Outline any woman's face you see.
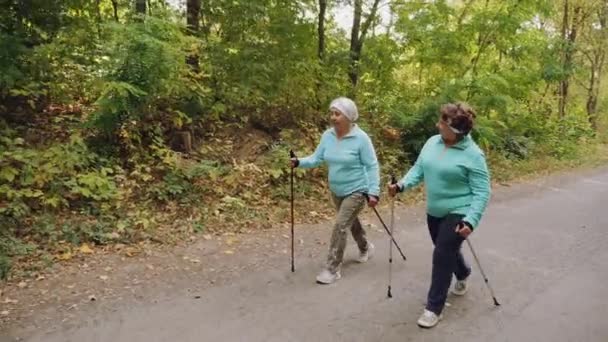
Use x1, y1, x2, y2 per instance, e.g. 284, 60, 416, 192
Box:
330, 109, 350, 131
436, 113, 457, 143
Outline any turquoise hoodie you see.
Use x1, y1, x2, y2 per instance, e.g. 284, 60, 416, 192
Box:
398, 134, 491, 228
298, 125, 380, 197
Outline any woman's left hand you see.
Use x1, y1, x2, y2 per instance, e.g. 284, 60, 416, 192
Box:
368, 195, 379, 208
455, 223, 472, 238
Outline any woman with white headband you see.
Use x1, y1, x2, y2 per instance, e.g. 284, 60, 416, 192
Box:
388, 102, 491, 328
290, 97, 380, 285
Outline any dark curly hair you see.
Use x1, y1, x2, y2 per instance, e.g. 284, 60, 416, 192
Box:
440, 102, 476, 135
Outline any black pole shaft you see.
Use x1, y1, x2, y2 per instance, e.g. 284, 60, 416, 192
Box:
388, 175, 397, 298
290, 150, 296, 272
372, 207, 406, 260
291, 166, 294, 272
466, 239, 500, 306
388, 197, 394, 298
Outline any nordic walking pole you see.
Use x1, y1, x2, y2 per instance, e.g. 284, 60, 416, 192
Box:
371, 206, 406, 261
465, 238, 500, 306
387, 175, 397, 298
289, 150, 296, 272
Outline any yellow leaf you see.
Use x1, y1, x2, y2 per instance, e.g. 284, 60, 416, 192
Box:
125, 247, 138, 257
79, 244, 94, 254
57, 251, 73, 261
223, 250, 234, 255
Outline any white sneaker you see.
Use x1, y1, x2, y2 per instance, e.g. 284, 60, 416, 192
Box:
356, 243, 374, 263
316, 269, 341, 284
417, 309, 442, 328
451, 278, 468, 296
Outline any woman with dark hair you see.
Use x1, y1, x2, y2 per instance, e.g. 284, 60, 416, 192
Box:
389, 102, 491, 328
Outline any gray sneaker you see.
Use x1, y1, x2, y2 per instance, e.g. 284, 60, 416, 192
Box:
451, 278, 468, 296
417, 309, 442, 328
316, 269, 341, 284
356, 243, 374, 263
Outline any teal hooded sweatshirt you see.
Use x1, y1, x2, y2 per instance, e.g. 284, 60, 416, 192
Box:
298, 125, 380, 198
398, 134, 491, 228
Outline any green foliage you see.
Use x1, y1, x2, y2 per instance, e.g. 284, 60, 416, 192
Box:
90, 18, 204, 144
0, 127, 120, 219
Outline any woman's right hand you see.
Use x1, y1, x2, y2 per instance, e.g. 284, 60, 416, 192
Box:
290, 158, 299, 168
388, 183, 400, 197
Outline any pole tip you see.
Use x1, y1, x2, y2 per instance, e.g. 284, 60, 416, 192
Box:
493, 298, 500, 306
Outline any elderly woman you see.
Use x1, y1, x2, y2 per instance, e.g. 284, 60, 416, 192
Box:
291, 97, 380, 285
389, 102, 491, 328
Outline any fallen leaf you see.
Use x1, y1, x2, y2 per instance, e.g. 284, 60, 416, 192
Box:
2, 298, 17, 304
99, 275, 109, 281
79, 243, 94, 254
1, 311, 8, 316
107, 232, 120, 240
282, 234, 289, 239
190, 259, 201, 264
57, 251, 73, 261
125, 247, 138, 257
104, 267, 112, 272
146, 265, 155, 270
17, 282, 27, 289
36, 275, 45, 281
223, 250, 234, 255
202, 234, 212, 240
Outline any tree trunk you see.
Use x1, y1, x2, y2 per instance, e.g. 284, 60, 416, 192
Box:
171, 130, 193, 154
558, 0, 569, 118
318, 0, 327, 60
348, 0, 363, 88
187, 0, 201, 72
111, 0, 119, 22
559, 1, 582, 118
586, 1, 607, 128
95, 0, 102, 38
135, 0, 146, 15
348, 0, 381, 89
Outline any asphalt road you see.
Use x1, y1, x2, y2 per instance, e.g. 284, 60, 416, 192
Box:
6, 167, 608, 342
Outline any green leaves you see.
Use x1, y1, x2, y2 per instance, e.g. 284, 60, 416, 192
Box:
0, 167, 19, 182
0, 132, 120, 217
